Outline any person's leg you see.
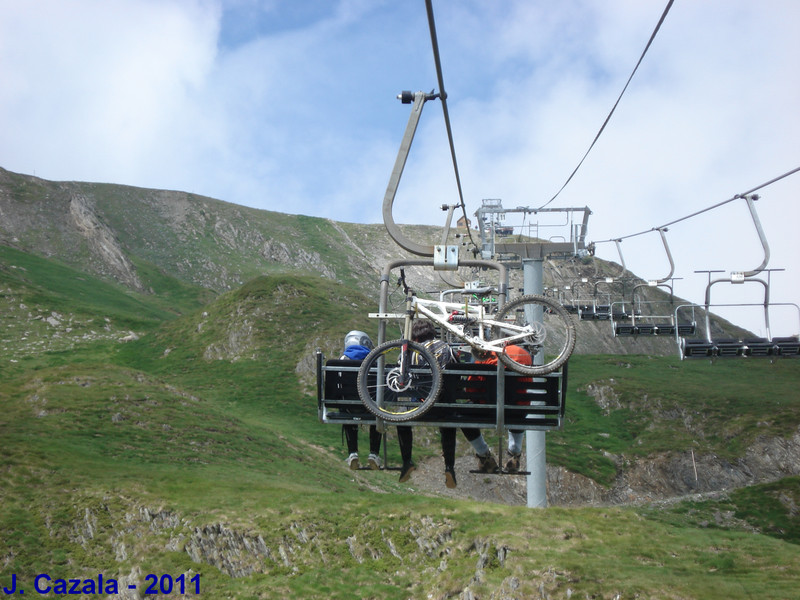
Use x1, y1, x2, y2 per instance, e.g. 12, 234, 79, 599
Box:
461, 428, 498, 473
508, 430, 524, 455
440, 427, 456, 469
506, 429, 524, 472
367, 425, 382, 469
397, 426, 415, 482
461, 428, 488, 454
343, 424, 359, 469
440, 427, 457, 488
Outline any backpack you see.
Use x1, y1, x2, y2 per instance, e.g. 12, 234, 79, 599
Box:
421, 338, 454, 369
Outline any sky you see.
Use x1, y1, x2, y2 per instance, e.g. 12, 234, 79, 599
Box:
1, 0, 799, 338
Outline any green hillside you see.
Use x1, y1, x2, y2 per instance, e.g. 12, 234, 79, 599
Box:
550, 355, 800, 485
0, 167, 385, 295
1, 247, 799, 598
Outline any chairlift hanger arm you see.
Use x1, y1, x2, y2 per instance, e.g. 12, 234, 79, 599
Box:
690, 195, 769, 279
655, 228, 675, 283
740, 194, 770, 277
381, 90, 439, 257
611, 228, 674, 289
613, 240, 628, 278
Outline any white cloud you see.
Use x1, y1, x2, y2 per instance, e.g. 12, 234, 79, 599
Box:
1, 0, 798, 335
0, 0, 220, 185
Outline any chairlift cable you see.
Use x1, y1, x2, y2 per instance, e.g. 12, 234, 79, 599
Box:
425, 0, 480, 253
538, 0, 675, 211
738, 164, 800, 197
591, 165, 800, 245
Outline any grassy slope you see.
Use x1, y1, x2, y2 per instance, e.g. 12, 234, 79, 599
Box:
88, 182, 372, 291
1, 247, 799, 599
550, 355, 800, 485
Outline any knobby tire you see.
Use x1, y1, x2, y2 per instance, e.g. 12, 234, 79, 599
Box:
493, 294, 576, 376
357, 339, 442, 423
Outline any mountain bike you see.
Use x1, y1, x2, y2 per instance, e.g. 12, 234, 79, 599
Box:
357, 277, 576, 422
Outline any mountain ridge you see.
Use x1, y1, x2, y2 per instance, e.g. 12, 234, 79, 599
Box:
3, 165, 749, 358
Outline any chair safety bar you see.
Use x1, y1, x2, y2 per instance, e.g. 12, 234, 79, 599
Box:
316, 353, 567, 431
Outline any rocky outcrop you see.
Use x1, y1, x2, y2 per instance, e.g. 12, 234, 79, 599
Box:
60, 498, 532, 598
69, 193, 143, 291
548, 427, 800, 506
185, 523, 275, 577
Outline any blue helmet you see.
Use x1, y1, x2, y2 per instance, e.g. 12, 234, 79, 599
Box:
344, 330, 373, 349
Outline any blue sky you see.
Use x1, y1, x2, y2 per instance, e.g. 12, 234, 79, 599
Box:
1, 0, 799, 337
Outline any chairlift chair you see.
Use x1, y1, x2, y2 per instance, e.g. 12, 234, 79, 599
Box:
678, 194, 800, 359
677, 275, 800, 360
610, 229, 695, 337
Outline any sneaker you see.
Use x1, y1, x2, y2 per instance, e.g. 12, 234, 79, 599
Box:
346, 453, 360, 470
476, 452, 499, 473
399, 461, 416, 482
444, 468, 457, 489
505, 453, 522, 473
368, 453, 382, 470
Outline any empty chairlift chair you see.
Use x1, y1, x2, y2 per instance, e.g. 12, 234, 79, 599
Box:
678, 273, 800, 360
609, 231, 695, 338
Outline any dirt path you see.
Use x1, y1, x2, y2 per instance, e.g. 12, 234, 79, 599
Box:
403, 454, 528, 506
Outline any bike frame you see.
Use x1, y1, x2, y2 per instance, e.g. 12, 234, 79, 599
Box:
410, 294, 537, 354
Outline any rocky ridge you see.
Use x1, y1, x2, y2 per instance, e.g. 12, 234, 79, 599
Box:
62, 494, 534, 600
2, 166, 743, 359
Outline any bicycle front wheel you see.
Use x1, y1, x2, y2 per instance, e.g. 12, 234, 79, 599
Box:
357, 339, 442, 423
493, 294, 576, 376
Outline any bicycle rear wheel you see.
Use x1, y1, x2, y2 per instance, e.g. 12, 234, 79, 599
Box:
357, 339, 442, 422
493, 294, 576, 375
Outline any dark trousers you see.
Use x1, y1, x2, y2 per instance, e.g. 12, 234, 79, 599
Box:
343, 424, 382, 455
397, 426, 413, 465
440, 427, 482, 470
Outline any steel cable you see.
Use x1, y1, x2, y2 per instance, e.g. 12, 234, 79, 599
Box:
425, 0, 479, 253
591, 165, 800, 245
538, 0, 675, 210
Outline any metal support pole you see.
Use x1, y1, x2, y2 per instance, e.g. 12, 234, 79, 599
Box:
523, 257, 547, 508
